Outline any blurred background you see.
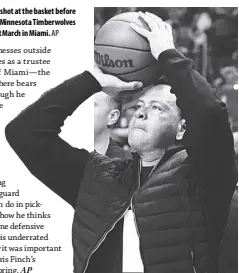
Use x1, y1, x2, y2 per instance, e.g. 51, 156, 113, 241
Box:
95, 7, 238, 152
95, 7, 238, 273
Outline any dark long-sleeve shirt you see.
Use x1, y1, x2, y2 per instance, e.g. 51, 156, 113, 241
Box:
5, 49, 237, 213
5, 72, 101, 207
159, 50, 237, 238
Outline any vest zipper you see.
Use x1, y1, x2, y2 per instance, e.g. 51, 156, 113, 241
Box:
191, 250, 197, 273
131, 158, 141, 234
82, 165, 140, 273
148, 151, 165, 179
131, 159, 142, 260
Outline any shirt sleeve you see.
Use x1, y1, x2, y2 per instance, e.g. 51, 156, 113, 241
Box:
158, 49, 237, 219
5, 71, 102, 207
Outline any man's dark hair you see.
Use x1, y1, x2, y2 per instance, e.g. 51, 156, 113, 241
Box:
153, 75, 171, 87
152, 76, 187, 144
109, 96, 122, 112
153, 76, 185, 120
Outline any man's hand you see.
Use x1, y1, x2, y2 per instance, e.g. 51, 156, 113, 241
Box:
130, 11, 175, 60
90, 66, 143, 96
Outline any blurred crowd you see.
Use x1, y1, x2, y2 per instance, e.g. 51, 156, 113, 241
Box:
95, 7, 238, 153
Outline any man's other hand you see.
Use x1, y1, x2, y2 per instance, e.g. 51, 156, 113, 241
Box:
130, 11, 175, 60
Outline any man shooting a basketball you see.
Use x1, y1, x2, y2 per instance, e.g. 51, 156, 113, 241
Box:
6, 11, 236, 273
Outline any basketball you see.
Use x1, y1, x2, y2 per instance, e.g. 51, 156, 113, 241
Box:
94, 12, 162, 86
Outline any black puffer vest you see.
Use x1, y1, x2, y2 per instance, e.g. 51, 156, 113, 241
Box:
72, 149, 217, 273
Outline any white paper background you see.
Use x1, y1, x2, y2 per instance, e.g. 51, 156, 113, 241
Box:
0, 1, 93, 272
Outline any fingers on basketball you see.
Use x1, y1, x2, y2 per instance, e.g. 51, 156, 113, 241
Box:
130, 23, 149, 37
138, 11, 158, 31
145, 12, 163, 28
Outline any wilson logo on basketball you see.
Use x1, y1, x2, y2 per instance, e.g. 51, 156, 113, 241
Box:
94, 51, 134, 68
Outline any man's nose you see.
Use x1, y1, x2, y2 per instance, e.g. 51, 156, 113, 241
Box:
135, 108, 147, 119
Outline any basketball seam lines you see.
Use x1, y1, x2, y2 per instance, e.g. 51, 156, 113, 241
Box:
106, 19, 150, 32
94, 44, 150, 52
108, 19, 142, 25
104, 63, 160, 76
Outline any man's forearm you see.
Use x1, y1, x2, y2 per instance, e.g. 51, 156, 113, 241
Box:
158, 49, 235, 194
158, 49, 225, 120
157, 49, 231, 149
5, 71, 102, 206
5, 71, 101, 152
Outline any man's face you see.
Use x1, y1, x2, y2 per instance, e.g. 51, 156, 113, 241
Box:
94, 92, 120, 138
128, 85, 181, 152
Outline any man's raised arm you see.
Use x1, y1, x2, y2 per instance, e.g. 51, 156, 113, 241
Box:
131, 12, 236, 194
5, 68, 142, 207
5, 71, 101, 207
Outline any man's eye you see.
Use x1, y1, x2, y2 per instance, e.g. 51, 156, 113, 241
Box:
152, 105, 161, 111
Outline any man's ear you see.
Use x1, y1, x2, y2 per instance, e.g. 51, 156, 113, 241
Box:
176, 119, 186, 141
107, 109, 120, 127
